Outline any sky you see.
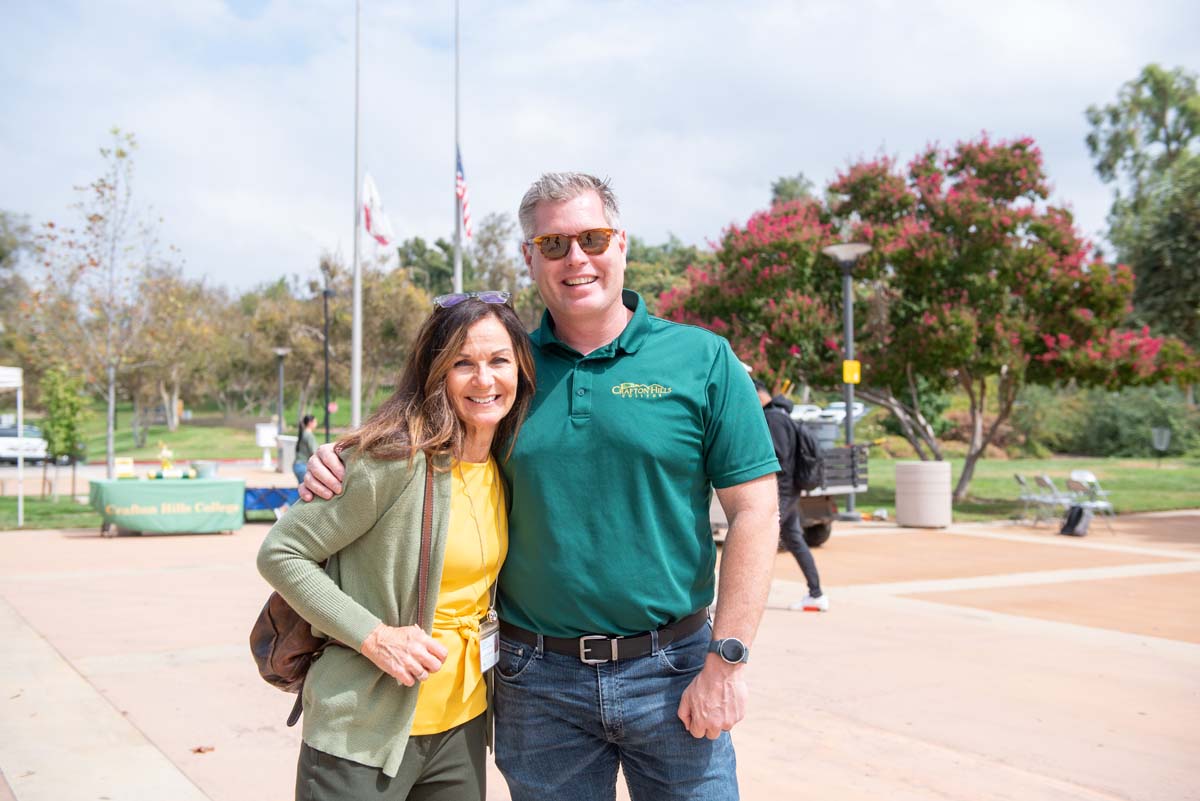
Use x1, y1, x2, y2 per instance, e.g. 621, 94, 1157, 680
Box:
2, 0, 1198, 292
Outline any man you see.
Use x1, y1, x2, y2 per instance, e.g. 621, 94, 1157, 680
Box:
301, 172, 779, 800
754, 380, 828, 612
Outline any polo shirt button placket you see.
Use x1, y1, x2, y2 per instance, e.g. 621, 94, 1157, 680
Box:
570, 368, 593, 419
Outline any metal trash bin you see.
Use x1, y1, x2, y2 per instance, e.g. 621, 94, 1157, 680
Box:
805, 420, 841, 451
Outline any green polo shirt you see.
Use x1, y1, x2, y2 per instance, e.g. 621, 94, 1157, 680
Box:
497, 290, 778, 638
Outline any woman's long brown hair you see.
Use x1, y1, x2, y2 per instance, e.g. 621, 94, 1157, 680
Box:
335, 300, 536, 464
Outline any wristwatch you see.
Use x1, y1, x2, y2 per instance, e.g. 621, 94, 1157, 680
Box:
707, 637, 750, 664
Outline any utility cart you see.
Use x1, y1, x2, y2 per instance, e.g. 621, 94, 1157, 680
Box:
711, 426, 869, 548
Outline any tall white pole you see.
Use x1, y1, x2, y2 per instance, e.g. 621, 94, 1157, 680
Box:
350, 0, 363, 427
16, 381, 23, 528
452, 0, 463, 293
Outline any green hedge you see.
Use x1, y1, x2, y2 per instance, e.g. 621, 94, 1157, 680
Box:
1011, 384, 1198, 457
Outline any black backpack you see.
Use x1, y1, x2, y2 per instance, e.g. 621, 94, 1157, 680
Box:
791, 418, 825, 493
1059, 504, 1092, 536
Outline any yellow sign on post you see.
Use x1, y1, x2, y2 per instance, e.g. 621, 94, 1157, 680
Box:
842, 360, 861, 385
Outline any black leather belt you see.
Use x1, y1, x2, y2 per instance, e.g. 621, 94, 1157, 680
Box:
499, 609, 709, 665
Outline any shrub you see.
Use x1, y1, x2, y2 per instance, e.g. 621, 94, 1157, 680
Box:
1013, 384, 1198, 456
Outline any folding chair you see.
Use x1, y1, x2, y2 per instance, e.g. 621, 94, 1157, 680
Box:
1033, 474, 1076, 526
1066, 478, 1115, 532
1069, 469, 1112, 499
1013, 473, 1041, 523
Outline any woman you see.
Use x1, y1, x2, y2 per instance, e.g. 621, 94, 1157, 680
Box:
257, 292, 535, 800
293, 414, 318, 485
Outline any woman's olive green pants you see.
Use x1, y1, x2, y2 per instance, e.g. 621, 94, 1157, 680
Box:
296, 714, 486, 801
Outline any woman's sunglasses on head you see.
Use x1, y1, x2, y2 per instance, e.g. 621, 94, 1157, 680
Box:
432, 290, 512, 309
525, 228, 616, 260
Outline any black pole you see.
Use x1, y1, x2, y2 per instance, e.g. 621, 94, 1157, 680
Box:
842, 259, 856, 515
323, 287, 332, 443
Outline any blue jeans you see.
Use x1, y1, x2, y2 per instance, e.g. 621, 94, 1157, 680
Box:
292, 461, 307, 486
493, 620, 738, 801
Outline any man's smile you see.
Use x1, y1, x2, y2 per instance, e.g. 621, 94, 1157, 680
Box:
564, 276, 597, 286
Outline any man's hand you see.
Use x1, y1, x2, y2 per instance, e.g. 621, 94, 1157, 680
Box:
298, 443, 345, 501
677, 658, 749, 739
360, 623, 449, 686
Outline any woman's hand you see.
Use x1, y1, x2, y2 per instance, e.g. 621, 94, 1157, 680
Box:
298, 443, 345, 501
361, 624, 448, 686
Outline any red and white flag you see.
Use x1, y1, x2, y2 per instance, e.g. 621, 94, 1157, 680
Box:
362, 173, 395, 247
455, 148, 473, 241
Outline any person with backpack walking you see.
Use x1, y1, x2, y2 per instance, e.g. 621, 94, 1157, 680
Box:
754, 381, 828, 612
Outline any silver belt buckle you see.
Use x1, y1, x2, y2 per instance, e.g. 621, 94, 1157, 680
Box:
579, 634, 618, 664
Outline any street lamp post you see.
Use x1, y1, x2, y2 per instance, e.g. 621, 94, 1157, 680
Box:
272, 347, 291, 472
323, 283, 333, 444
821, 243, 872, 518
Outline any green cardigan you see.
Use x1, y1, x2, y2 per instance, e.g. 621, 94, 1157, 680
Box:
257, 449, 454, 777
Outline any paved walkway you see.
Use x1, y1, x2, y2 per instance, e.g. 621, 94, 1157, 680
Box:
1, 511, 1197, 800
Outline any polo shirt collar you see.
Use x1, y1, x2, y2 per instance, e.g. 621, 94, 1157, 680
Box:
532, 289, 651, 358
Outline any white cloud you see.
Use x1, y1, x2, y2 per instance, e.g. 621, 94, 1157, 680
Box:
1, 0, 1197, 290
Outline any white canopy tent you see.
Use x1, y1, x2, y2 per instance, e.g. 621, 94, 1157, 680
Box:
0, 366, 23, 527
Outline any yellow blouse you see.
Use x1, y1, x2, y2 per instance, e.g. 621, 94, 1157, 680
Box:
410, 457, 507, 735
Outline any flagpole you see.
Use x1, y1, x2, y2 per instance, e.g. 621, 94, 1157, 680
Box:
452, 0, 463, 293
351, 0, 363, 428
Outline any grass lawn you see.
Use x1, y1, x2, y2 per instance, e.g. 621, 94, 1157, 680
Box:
64, 398, 372, 463
857, 456, 1200, 521
80, 420, 264, 462
0, 496, 102, 530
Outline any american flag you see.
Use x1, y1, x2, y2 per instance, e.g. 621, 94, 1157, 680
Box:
455, 147, 473, 241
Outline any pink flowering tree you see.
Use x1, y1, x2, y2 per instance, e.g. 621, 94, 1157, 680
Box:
662, 134, 1194, 501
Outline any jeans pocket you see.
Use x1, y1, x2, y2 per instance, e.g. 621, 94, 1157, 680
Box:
656, 637, 708, 675
495, 639, 536, 681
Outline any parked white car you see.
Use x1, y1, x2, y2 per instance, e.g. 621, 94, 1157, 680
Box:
788, 404, 824, 422
818, 401, 867, 424
0, 425, 49, 463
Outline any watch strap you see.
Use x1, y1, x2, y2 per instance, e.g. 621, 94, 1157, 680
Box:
708, 637, 749, 664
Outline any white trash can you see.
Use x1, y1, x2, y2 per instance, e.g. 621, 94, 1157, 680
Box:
894, 461, 952, 528
276, 434, 298, 476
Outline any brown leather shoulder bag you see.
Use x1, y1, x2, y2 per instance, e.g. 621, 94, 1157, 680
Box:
250, 461, 435, 726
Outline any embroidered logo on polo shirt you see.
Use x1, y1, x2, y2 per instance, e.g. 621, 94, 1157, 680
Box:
611, 382, 673, 399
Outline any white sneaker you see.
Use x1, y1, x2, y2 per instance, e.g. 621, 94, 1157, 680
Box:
789, 593, 829, 612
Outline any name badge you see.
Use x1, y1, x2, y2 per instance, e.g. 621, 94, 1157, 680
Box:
478, 619, 500, 673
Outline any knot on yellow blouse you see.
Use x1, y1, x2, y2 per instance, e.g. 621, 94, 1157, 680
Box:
434, 612, 485, 703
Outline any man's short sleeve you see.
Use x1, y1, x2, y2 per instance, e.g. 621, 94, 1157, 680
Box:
702, 342, 780, 488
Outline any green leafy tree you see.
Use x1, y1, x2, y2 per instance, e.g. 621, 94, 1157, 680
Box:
0, 211, 32, 366
469, 212, 523, 293
138, 267, 221, 431
770, 172, 815, 206
40, 365, 88, 499
0, 211, 28, 271
1118, 152, 1200, 353
359, 258, 431, 412
625, 234, 712, 315
1086, 64, 1199, 206
397, 236, 474, 297
662, 134, 1193, 500
1087, 64, 1200, 403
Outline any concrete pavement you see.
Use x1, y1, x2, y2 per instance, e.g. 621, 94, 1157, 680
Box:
1, 511, 1197, 800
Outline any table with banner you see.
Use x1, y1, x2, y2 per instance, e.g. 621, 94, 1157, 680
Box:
88, 478, 245, 535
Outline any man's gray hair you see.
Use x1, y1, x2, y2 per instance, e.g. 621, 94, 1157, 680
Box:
518, 172, 621, 239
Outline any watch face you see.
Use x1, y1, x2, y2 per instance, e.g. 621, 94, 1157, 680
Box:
719, 639, 747, 663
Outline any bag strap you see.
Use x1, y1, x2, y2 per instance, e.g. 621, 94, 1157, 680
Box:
416, 455, 434, 629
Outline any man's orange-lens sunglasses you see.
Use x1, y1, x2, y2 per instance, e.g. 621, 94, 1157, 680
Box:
525, 228, 616, 260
